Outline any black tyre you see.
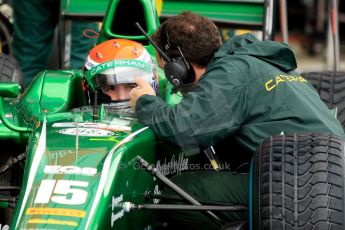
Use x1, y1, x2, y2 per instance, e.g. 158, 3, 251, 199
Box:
302, 71, 345, 130
0, 54, 24, 90
253, 133, 345, 229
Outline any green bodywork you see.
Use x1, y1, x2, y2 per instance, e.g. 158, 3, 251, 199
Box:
12, 107, 178, 229
0, 1, 175, 228
0, 0, 271, 228
3, 68, 184, 229
60, 0, 109, 19
60, 0, 265, 28
161, 0, 264, 26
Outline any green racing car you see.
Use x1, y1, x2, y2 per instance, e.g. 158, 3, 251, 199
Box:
0, 0, 343, 229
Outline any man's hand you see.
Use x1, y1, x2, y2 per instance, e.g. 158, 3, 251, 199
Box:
129, 77, 155, 110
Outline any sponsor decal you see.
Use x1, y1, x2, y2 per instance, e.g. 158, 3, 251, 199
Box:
156, 153, 188, 176
112, 194, 123, 210
89, 137, 120, 142
153, 185, 162, 204
111, 210, 124, 227
48, 149, 74, 159
98, 124, 131, 132
264, 75, 308, 92
111, 194, 124, 227
53, 122, 131, 132
28, 218, 78, 227
44, 165, 97, 176
58, 128, 114, 137
26, 208, 85, 218
34, 180, 88, 205
52, 122, 84, 128
85, 59, 151, 79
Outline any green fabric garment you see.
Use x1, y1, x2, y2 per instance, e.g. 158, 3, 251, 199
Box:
136, 33, 345, 154
161, 171, 249, 229
12, 0, 98, 87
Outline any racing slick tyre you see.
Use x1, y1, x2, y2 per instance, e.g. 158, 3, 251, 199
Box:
252, 133, 345, 229
302, 71, 345, 130
0, 53, 24, 90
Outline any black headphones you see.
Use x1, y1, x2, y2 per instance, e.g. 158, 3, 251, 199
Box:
159, 22, 195, 90
135, 22, 195, 91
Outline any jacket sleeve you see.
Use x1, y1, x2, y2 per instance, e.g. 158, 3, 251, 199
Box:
135, 64, 250, 153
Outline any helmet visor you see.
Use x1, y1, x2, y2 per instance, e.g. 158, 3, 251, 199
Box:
85, 59, 154, 90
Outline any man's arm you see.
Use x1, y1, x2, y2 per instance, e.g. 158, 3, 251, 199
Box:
130, 73, 250, 153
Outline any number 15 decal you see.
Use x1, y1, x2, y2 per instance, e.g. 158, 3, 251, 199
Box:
34, 179, 89, 205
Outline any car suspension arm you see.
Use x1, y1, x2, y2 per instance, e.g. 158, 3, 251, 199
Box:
136, 155, 226, 226
146, 193, 248, 210
123, 202, 247, 212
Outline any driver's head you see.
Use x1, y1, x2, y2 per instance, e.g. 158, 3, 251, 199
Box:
101, 83, 136, 101
84, 39, 158, 102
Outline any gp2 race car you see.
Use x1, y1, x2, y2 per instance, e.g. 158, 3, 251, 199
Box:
0, 0, 344, 229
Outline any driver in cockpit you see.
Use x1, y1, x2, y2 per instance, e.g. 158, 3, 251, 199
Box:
82, 38, 158, 111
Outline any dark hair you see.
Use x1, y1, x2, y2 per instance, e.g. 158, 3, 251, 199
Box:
152, 11, 221, 68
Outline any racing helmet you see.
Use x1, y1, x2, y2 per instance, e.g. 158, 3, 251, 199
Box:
83, 39, 158, 102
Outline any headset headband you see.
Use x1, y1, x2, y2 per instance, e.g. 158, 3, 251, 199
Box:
160, 22, 172, 51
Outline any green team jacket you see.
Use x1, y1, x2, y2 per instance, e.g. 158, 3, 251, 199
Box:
136, 33, 345, 154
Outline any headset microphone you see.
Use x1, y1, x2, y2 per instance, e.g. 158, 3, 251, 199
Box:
135, 22, 171, 62
135, 22, 195, 91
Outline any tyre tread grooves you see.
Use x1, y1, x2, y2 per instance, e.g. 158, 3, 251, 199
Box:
254, 133, 345, 229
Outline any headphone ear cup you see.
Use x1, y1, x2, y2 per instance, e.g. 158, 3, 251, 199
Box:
164, 59, 195, 88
